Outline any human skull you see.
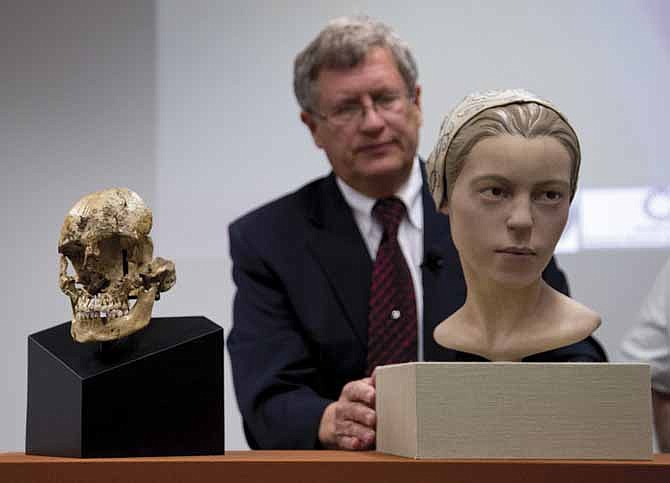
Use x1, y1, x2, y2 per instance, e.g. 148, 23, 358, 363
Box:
58, 188, 176, 343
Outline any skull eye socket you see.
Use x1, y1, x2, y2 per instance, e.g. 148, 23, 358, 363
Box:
60, 243, 85, 265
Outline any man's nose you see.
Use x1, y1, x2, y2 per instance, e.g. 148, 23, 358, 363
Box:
359, 99, 385, 131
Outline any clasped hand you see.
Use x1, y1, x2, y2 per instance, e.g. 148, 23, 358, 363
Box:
318, 374, 377, 450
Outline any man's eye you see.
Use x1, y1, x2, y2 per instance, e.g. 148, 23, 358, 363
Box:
333, 104, 360, 117
375, 93, 400, 109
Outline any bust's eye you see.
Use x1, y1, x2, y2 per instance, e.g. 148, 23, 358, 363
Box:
480, 186, 507, 200
536, 190, 564, 204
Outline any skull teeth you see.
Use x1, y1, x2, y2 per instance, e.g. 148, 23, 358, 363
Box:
75, 308, 130, 321
75, 293, 130, 316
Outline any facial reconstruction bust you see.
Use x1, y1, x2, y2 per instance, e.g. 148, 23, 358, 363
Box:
426, 89, 600, 361
58, 188, 176, 343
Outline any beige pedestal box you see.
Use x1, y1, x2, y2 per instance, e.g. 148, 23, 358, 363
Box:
376, 362, 652, 459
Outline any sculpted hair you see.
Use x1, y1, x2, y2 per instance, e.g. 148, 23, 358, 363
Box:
293, 16, 418, 113
443, 102, 581, 204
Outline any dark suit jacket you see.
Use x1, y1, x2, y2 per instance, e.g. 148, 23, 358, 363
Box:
227, 169, 589, 450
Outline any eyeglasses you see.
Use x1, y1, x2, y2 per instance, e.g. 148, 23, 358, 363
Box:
312, 91, 413, 127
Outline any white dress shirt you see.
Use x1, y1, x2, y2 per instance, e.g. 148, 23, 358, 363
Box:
336, 157, 425, 360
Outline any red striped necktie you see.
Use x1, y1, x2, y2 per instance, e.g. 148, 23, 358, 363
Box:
366, 197, 418, 375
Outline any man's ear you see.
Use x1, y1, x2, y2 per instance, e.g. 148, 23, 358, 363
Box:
300, 111, 324, 149
413, 85, 422, 109
413, 85, 423, 127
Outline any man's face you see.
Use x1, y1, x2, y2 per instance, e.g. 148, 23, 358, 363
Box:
301, 47, 422, 198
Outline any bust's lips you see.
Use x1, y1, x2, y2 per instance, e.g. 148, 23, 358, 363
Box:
496, 246, 537, 256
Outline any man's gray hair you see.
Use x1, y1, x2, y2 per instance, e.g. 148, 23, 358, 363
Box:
293, 16, 418, 113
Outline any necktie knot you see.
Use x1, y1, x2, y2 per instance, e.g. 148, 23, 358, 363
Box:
372, 197, 406, 238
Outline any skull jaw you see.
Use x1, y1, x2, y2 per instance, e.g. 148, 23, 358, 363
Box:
70, 286, 157, 343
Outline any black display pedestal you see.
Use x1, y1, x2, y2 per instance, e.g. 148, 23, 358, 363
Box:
26, 316, 224, 458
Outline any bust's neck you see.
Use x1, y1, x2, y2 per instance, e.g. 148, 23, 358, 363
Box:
464, 277, 546, 341
433, 279, 600, 361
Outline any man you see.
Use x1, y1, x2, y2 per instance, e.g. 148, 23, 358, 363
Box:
227, 16, 571, 450
621, 256, 670, 451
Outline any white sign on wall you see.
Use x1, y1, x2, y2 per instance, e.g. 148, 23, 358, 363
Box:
556, 186, 670, 253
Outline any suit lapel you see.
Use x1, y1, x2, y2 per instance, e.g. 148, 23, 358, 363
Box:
306, 174, 372, 349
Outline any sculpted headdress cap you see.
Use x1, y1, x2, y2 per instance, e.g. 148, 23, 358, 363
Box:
426, 88, 575, 209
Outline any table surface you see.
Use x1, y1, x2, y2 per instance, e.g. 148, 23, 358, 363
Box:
2, 451, 670, 483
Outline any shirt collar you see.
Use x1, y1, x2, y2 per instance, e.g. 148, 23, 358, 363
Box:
336, 156, 424, 234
